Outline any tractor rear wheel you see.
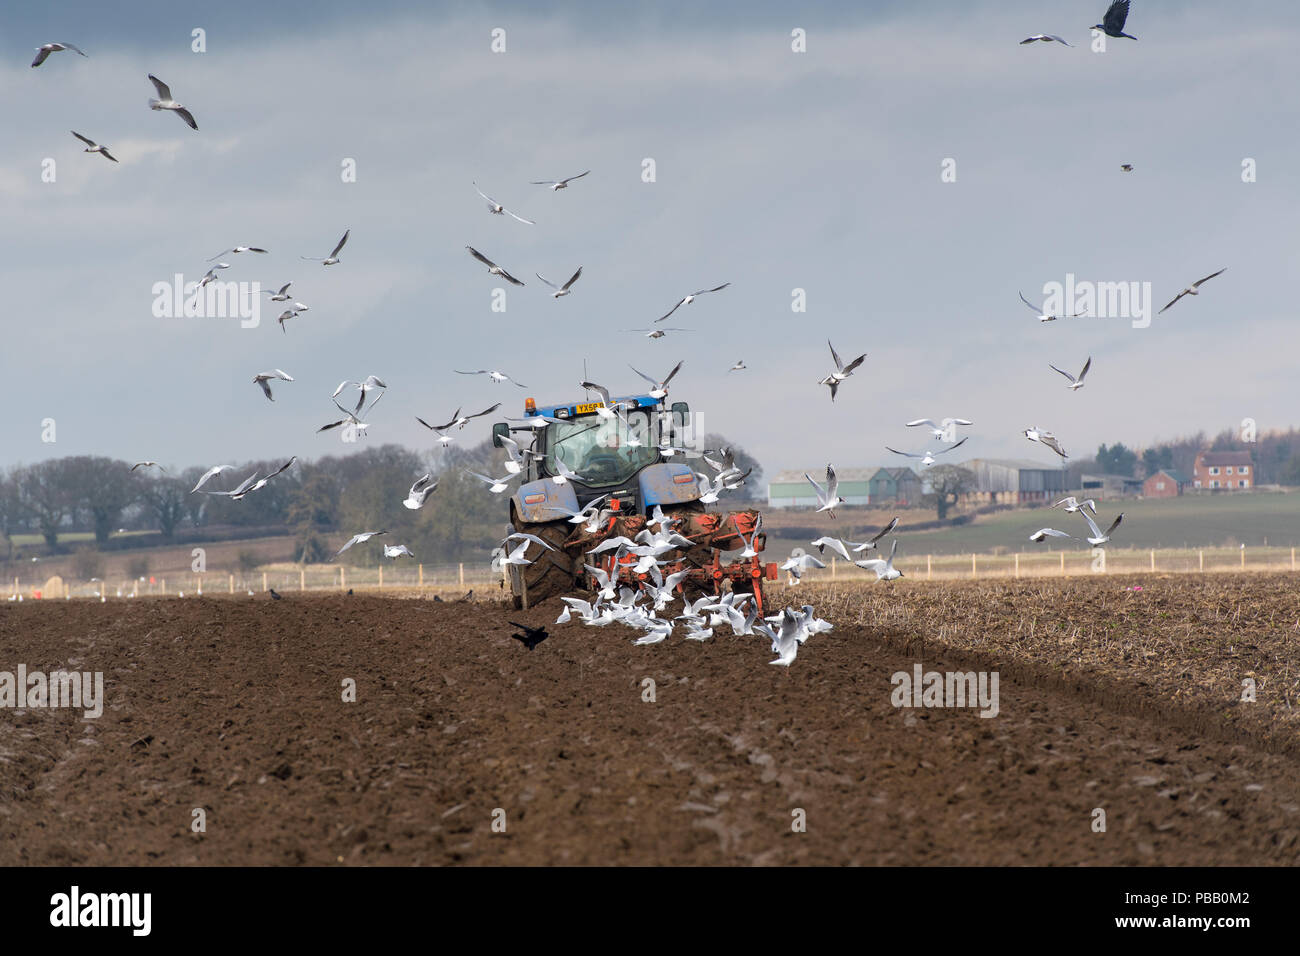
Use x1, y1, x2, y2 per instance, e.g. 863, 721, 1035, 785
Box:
509, 515, 576, 610
660, 501, 718, 599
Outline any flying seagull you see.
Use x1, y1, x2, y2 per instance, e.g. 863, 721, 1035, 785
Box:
382, 544, 415, 560
472, 182, 535, 223
469, 471, 517, 494
819, 340, 866, 401
190, 465, 234, 494
629, 360, 683, 399
222, 457, 296, 500
147, 75, 198, 130
264, 282, 294, 302
624, 327, 691, 339
1053, 496, 1098, 516
1093, 0, 1137, 40
1049, 357, 1091, 391
906, 418, 973, 440
1020, 34, 1072, 46
1120, 164, 1134, 172
855, 538, 904, 581
811, 516, 900, 560
656, 284, 730, 323
885, 437, 969, 467
509, 622, 549, 651
277, 308, 305, 333
418, 404, 502, 431
466, 246, 524, 285
253, 369, 294, 401
318, 397, 379, 436
1080, 510, 1124, 546
32, 42, 86, 68
1158, 268, 1226, 315
1029, 527, 1074, 543
336, 530, 387, 556
455, 369, 526, 387
531, 170, 590, 190
332, 376, 388, 414
209, 246, 268, 261
130, 461, 166, 474
70, 131, 117, 163
536, 267, 583, 298
1024, 426, 1068, 459
403, 474, 437, 510
302, 230, 349, 266
728, 360, 747, 373
805, 464, 845, 519
1020, 291, 1084, 323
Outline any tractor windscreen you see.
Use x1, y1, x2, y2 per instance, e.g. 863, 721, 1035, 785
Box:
547, 409, 659, 487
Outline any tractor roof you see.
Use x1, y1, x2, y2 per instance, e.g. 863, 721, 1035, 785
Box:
528, 393, 662, 420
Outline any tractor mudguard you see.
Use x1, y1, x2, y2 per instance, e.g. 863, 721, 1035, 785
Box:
512, 478, 579, 523
638, 462, 701, 508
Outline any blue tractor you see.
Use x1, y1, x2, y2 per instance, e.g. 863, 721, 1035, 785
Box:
492, 392, 775, 610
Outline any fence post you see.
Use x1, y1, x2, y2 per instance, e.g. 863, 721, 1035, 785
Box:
262, 572, 267, 593
1150, 549, 1155, 571
228, 574, 234, 594
379, 564, 384, 589
1241, 546, 1245, 570
459, 563, 465, 587
971, 553, 977, 578
1059, 552, 1065, 576
1292, 547, 1296, 571
340, 567, 346, 591
927, 555, 932, 580
419, 564, 424, 589
161, 577, 166, 593
1199, 550, 1204, 572
831, 557, 837, 580
1014, 553, 1020, 578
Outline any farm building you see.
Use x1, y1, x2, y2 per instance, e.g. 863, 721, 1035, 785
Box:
766, 465, 921, 509
959, 459, 1067, 505
1080, 473, 1145, 498
1193, 450, 1253, 490
1143, 469, 1190, 498
767, 468, 872, 509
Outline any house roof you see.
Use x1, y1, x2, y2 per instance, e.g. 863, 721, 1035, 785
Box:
1149, 469, 1191, 484
770, 467, 880, 484
881, 467, 920, 481
1197, 450, 1253, 466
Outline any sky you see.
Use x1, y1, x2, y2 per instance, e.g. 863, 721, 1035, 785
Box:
3, 0, 1298, 480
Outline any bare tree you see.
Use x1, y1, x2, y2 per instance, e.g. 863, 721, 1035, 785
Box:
924, 465, 975, 521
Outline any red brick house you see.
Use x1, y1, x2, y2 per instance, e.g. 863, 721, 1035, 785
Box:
1192, 451, 1253, 491
1142, 469, 1189, 498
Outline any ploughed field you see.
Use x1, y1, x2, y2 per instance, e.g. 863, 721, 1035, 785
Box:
0, 573, 1296, 865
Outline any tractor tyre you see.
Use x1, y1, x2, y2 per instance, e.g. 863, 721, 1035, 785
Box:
660, 501, 718, 599
509, 516, 577, 610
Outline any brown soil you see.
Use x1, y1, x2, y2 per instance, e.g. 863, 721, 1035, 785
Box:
0, 582, 1296, 865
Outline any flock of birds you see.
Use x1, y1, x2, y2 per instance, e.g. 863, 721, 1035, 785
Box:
29, 1, 1235, 662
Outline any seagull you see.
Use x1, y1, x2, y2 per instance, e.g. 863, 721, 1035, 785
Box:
147, 75, 198, 130
332, 376, 388, 414
190, 465, 234, 494
624, 328, 692, 340
499, 538, 542, 567
906, 418, 973, 440
1029, 527, 1074, 543
1049, 357, 1091, 390
277, 308, 306, 333
383, 544, 415, 559
656, 284, 730, 323
1120, 164, 1134, 172
885, 437, 969, 467
1053, 496, 1098, 515
577, 382, 626, 419
1159, 269, 1226, 314
403, 474, 437, 510
318, 397, 380, 435
420, 404, 503, 432
209, 246, 268, 261
455, 369, 526, 387
509, 622, 549, 651
780, 551, 826, 581
629, 360, 683, 399
728, 360, 747, 373
252, 369, 294, 401
201, 471, 258, 499
473, 183, 535, 223
736, 515, 764, 558
811, 516, 899, 559
1020, 291, 1085, 323
1024, 426, 1068, 459
130, 461, 166, 474
263, 282, 295, 302
466, 246, 524, 285
551, 458, 588, 486
536, 267, 583, 298
1093, 0, 1138, 40
336, 530, 387, 556
531, 170, 590, 190
696, 472, 728, 505
216, 457, 295, 500
70, 131, 118, 163
302, 230, 349, 266
1020, 34, 1072, 46
819, 340, 867, 401
33, 42, 87, 68
805, 464, 846, 518
1080, 510, 1124, 546
855, 538, 904, 581
469, 471, 517, 494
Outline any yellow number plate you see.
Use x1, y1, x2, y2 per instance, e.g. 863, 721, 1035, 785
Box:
574, 402, 604, 415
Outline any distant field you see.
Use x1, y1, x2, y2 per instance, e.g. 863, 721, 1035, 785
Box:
761, 492, 1300, 559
